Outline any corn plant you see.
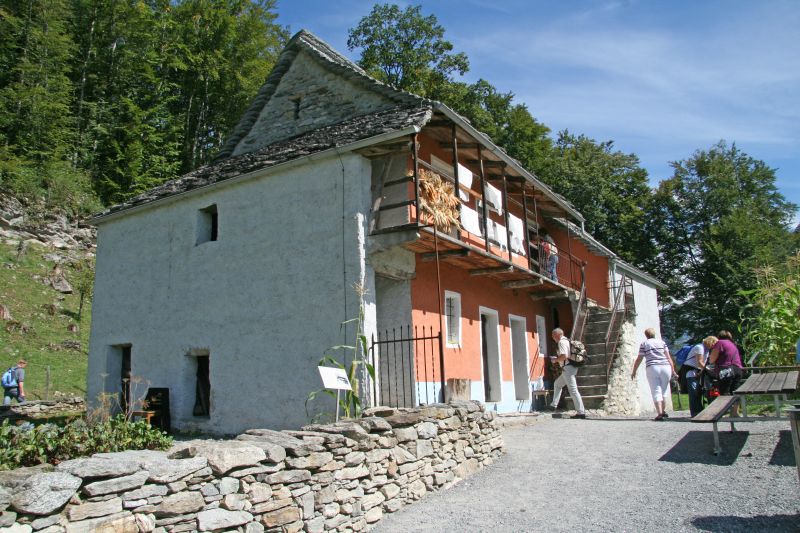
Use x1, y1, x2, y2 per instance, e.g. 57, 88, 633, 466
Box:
739, 253, 800, 366
306, 283, 375, 422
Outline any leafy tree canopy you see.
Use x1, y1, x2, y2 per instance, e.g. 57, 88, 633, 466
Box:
347, 3, 468, 96
650, 141, 799, 341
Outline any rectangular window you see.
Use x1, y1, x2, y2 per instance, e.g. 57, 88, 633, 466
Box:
444, 291, 461, 347
188, 350, 211, 418
196, 204, 218, 245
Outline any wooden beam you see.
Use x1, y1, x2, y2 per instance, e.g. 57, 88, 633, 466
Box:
470, 266, 514, 276
467, 159, 505, 168
421, 249, 470, 262
427, 120, 452, 128
439, 142, 479, 150
503, 278, 544, 289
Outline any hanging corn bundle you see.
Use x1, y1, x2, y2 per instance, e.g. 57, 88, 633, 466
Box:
418, 168, 461, 233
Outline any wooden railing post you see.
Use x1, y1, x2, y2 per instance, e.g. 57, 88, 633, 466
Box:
502, 173, 511, 261
478, 146, 489, 252
522, 189, 531, 270
451, 124, 461, 225
412, 134, 420, 224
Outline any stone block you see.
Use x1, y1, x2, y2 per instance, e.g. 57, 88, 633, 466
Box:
196, 508, 253, 531
408, 479, 427, 500
153, 491, 204, 517
218, 477, 239, 495
380, 484, 400, 500
343, 451, 365, 466
134, 513, 155, 533
361, 492, 385, 511
364, 506, 383, 523
415, 422, 438, 439
335, 465, 369, 481
285, 452, 333, 470
364, 449, 390, 463
304, 516, 325, 533
56, 457, 139, 479
265, 470, 310, 485
221, 494, 247, 511
261, 506, 301, 528
30, 514, 60, 531
393, 427, 418, 443
0, 511, 17, 528
81, 470, 148, 497
244, 522, 264, 533
356, 417, 392, 433
323, 502, 340, 518
122, 484, 168, 501
64, 512, 136, 533
383, 498, 402, 513
247, 483, 272, 504
11, 472, 81, 516
169, 442, 266, 476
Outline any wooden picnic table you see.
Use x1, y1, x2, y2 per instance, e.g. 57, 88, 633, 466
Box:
733, 370, 799, 418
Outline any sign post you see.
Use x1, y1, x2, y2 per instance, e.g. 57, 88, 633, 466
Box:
317, 366, 352, 422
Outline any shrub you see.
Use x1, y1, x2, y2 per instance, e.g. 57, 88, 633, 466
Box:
0, 416, 172, 470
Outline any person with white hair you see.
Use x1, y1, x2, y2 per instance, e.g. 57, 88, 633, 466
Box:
631, 328, 677, 421
544, 328, 586, 419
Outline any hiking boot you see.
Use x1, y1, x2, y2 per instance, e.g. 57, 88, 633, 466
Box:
661, 412, 669, 419
570, 413, 586, 419
653, 413, 665, 421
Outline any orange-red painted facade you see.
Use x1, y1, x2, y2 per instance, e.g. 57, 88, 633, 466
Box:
411, 258, 549, 384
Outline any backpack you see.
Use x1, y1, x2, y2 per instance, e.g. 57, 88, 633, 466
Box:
674, 345, 693, 366
568, 340, 588, 366
1, 367, 17, 389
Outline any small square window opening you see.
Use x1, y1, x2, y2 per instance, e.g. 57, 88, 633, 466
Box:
197, 204, 218, 245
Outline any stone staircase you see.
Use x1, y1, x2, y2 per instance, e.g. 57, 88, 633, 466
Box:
564, 306, 622, 411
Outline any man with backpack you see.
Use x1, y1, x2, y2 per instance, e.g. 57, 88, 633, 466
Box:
2, 359, 27, 405
544, 328, 586, 419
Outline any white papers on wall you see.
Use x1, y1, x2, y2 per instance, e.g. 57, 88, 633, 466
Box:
460, 205, 482, 236
484, 183, 503, 215
430, 154, 473, 203
492, 221, 508, 250
457, 162, 473, 187
508, 214, 526, 255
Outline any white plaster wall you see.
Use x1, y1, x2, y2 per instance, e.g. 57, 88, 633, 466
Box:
608, 268, 670, 413
88, 154, 376, 434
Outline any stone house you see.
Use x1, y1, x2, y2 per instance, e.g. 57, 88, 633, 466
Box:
87, 30, 666, 434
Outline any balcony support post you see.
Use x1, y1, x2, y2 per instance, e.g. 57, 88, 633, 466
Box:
521, 189, 531, 270
566, 221, 575, 288
412, 134, 420, 225
451, 124, 462, 242
478, 146, 490, 252
502, 173, 511, 262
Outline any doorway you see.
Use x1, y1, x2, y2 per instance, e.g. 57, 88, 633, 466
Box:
479, 308, 501, 402
509, 315, 530, 401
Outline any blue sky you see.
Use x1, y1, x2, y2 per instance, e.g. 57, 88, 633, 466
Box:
275, 0, 800, 224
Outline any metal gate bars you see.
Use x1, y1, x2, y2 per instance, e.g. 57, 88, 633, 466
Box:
369, 325, 441, 408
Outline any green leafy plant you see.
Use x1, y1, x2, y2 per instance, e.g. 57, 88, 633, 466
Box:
739, 253, 800, 366
0, 416, 172, 470
306, 283, 375, 422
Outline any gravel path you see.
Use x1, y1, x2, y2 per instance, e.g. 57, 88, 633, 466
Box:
374, 414, 799, 532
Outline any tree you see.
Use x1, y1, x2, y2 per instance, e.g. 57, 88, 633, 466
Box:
347, 3, 468, 96
537, 131, 654, 266
649, 141, 799, 341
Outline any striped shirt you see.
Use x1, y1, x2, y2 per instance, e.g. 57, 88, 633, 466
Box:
638, 338, 671, 367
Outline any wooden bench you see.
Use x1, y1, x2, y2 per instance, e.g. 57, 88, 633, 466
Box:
691, 395, 740, 455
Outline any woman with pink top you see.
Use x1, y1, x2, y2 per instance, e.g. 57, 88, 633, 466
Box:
708, 330, 744, 415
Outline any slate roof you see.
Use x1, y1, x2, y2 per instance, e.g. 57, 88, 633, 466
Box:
216, 30, 427, 161
97, 104, 432, 217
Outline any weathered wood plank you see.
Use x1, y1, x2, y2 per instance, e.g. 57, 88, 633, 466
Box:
470, 266, 514, 276
691, 395, 739, 423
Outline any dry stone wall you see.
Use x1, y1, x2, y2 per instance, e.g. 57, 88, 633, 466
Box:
0, 401, 503, 533
0, 398, 86, 422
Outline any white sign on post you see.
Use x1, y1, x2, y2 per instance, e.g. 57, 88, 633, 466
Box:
318, 366, 352, 391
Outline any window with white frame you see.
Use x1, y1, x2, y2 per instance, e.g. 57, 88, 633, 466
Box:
444, 291, 461, 347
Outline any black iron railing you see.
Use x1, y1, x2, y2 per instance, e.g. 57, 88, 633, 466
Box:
605, 274, 635, 379
369, 325, 442, 408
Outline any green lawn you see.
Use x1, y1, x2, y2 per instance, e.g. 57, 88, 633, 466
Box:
672, 390, 799, 414
0, 242, 90, 399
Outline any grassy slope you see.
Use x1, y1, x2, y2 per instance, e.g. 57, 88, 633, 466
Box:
0, 242, 90, 399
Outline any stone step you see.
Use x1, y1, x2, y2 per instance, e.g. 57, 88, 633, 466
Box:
565, 394, 606, 409
575, 374, 608, 386
574, 384, 608, 394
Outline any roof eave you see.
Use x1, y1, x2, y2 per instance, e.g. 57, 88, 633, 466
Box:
432, 102, 585, 224
90, 124, 423, 226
